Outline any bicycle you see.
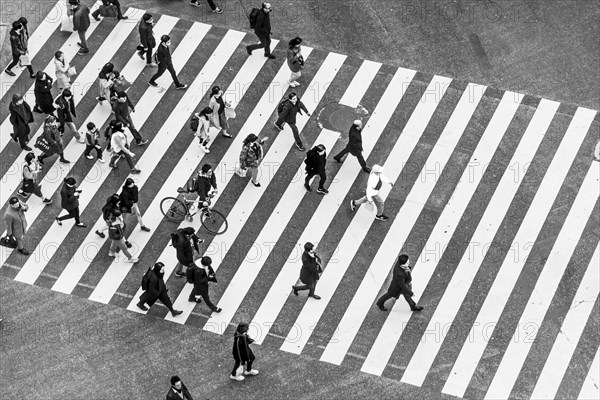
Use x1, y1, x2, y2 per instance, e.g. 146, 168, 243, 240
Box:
160, 188, 228, 235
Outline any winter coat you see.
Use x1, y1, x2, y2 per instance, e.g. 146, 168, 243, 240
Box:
166, 384, 193, 400
346, 125, 363, 152
9, 100, 34, 138
42, 123, 62, 151
4, 203, 28, 238
112, 95, 135, 124
299, 251, 321, 285
287, 49, 304, 73
119, 185, 139, 213
72, 5, 91, 32
190, 264, 216, 296
97, 70, 114, 101
254, 9, 271, 36
143, 270, 169, 302
34, 76, 56, 114
138, 19, 155, 49
387, 260, 414, 298
232, 331, 255, 363
9, 28, 26, 56
54, 58, 71, 89
155, 43, 172, 66
239, 142, 263, 169
174, 227, 199, 266
192, 172, 217, 202
304, 147, 326, 174
60, 183, 79, 211
278, 99, 308, 125
55, 95, 76, 125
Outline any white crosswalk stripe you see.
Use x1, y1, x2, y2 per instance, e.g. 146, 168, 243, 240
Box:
1, 8, 599, 400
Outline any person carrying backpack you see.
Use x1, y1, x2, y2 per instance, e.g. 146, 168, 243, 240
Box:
187, 256, 221, 313
304, 144, 328, 194
96, 193, 121, 238
246, 2, 275, 59
137, 262, 183, 316
119, 178, 150, 232
274, 92, 310, 151
173, 227, 203, 276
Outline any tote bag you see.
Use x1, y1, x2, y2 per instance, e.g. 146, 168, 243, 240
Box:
60, 16, 73, 32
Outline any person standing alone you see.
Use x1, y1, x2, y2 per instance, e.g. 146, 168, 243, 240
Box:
287, 37, 304, 87
246, 2, 275, 59
56, 177, 86, 228
376, 254, 423, 312
166, 376, 193, 400
70, 0, 91, 56
8, 93, 34, 151
119, 178, 150, 232
334, 119, 370, 173
149, 35, 188, 90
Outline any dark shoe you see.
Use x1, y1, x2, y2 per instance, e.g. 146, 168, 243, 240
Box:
274, 123, 283, 131
77, 42, 84, 48
296, 143, 306, 151
93, 16, 101, 21
265, 54, 275, 59
363, 167, 372, 173
117, 16, 128, 19
246, 46, 252, 55
95, 230, 105, 238
411, 306, 424, 312
310, 295, 321, 300
251, 181, 261, 187
33, 106, 43, 113
42, 198, 53, 205
56, 217, 62, 226
148, 81, 158, 87
10, 132, 17, 142
137, 139, 149, 146
377, 303, 388, 311
77, 49, 90, 56
5, 69, 16, 76
21, 145, 32, 151
171, 310, 183, 316
175, 272, 186, 277
175, 84, 188, 90
136, 302, 148, 311
188, 297, 202, 303
37, 158, 44, 166
292, 286, 298, 296
350, 200, 356, 211
59, 158, 71, 164
212, 308, 222, 313
18, 248, 31, 256
333, 157, 342, 163
140, 226, 150, 232
375, 214, 389, 221
125, 241, 132, 249
190, 0, 199, 5
304, 183, 312, 192
130, 169, 141, 174
317, 188, 329, 195
76, 222, 87, 228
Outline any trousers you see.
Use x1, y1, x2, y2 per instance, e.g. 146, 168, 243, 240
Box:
354, 193, 384, 215
247, 34, 271, 56
150, 62, 181, 86
377, 291, 416, 310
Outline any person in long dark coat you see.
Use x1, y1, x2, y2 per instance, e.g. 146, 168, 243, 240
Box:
137, 13, 156, 66
56, 177, 86, 227
173, 227, 202, 276
8, 93, 34, 151
188, 256, 221, 313
230, 322, 258, 381
333, 119, 370, 173
304, 144, 328, 194
137, 262, 183, 316
376, 254, 424, 312
33, 72, 56, 114
292, 242, 322, 299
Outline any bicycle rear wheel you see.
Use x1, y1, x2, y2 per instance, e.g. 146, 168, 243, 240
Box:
160, 197, 187, 223
201, 209, 228, 235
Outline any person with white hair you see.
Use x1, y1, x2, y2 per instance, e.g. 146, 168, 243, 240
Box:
334, 119, 371, 173
350, 164, 393, 221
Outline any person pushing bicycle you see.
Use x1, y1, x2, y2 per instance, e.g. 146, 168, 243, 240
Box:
191, 164, 218, 211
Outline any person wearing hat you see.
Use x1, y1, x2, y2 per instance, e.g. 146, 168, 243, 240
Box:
8, 93, 34, 151
112, 90, 148, 146
69, 0, 91, 55
137, 262, 183, 316
4, 197, 31, 255
92, 0, 128, 21
166, 376, 193, 400
304, 144, 328, 194
246, 2, 275, 59
108, 122, 140, 174
137, 14, 157, 67
239, 134, 267, 187
148, 35, 187, 90
119, 178, 150, 232
231, 322, 259, 381
291, 242, 323, 299
38, 115, 70, 165
208, 85, 232, 138
350, 164, 392, 221
376, 254, 423, 312
56, 177, 86, 228
4, 21, 34, 78
287, 37, 304, 87
333, 119, 370, 173
274, 91, 310, 151
188, 256, 221, 313
55, 88, 84, 143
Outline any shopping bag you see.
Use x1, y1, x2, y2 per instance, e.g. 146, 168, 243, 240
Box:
235, 166, 247, 178
67, 66, 77, 77
113, 76, 132, 92
224, 107, 236, 119
99, 4, 118, 18
0, 235, 17, 249
34, 136, 57, 155
19, 53, 31, 66
365, 201, 375, 212
60, 16, 73, 32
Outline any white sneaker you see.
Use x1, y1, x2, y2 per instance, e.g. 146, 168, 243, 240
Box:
201, 145, 210, 153
76, 137, 85, 144
125, 257, 139, 263
85, 154, 93, 159
97, 158, 105, 163
108, 252, 117, 257
230, 374, 245, 381
243, 369, 259, 376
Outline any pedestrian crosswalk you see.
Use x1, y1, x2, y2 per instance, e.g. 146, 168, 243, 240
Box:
1, 6, 598, 400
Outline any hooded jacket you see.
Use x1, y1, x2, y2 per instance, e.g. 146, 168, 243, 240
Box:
173, 227, 199, 266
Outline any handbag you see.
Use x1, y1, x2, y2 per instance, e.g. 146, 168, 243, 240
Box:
60, 16, 73, 32
108, 223, 123, 240
67, 66, 77, 77
365, 201, 375, 212
34, 136, 56, 155
21, 178, 35, 194
99, 4, 118, 18
0, 235, 17, 249
235, 165, 247, 178
19, 53, 31, 66
224, 107, 236, 119
113, 76, 132, 92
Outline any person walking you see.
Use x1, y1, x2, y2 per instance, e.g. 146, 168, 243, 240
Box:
14, 17, 36, 77
188, 256, 221, 313
97, 62, 115, 104
230, 322, 259, 381
148, 35, 188, 90
193, 106, 213, 152
349, 164, 393, 221
136, 262, 183, 315
137, 14, 157, 67
173, 227, 203, 277
166, 376, 193, 400
190, 0, 223, 14
274, 92, 310, 151
304, 144, 328, 194
17, 152, 53, 204
287, 37, 304, 87
291, 242, 322, 299
190, 163, 217, 211
208, 86, 232, 138
112, 91, 148, 146
92, 0, 128, 21
4, 21, 35, 78
333, 119, 370, 173
54, 51, 74, 92
107, 209, 138, 263
594, 140, 600, 162
70, 0, 91, 55
8, 93, 34, 151
96, 193, 121, 238
56, 177, 86, 227
55, 89, 84, 143
33, 72, 56, 114
239, 134, 267, 187
37, 115, 70, 165
83, 122, 104, 162
4, 197, 31, 255
119, 178, 150, 232
376, 254, 424, 312
108, 122, 141, 173
246, 2, 274, 59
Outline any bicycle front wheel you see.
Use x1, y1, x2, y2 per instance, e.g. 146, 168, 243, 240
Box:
160, 197, 187, 223
201, 209, 228, 235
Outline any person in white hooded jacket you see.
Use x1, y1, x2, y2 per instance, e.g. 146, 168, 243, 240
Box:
350, 164, 393, 221
108, 122, 140, 174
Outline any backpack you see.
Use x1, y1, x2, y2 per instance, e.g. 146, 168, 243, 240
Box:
186, 175, 197, 193
141, 267, 152, 291
186, 263, 197, 284
277, 99, 287, 115
248, 7, 260, 29
108, 222, 123, 240
190, 113, 199, 132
